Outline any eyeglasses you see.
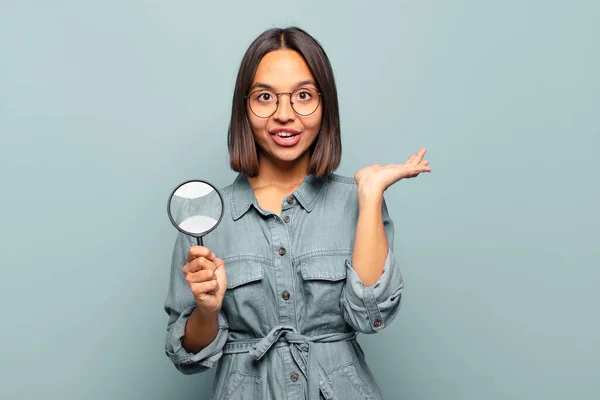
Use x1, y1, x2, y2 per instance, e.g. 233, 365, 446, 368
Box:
245, 88, 322, 118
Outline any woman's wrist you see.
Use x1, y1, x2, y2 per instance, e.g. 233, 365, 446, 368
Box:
357, 185, 384, 210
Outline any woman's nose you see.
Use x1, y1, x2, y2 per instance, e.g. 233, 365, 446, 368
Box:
272, 94, 295, 122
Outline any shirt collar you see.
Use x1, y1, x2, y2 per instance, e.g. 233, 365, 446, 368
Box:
230, 173, 328, 220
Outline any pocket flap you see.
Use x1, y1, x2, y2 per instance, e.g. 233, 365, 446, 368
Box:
226, 261, 264, 289
300, 257, 347, 281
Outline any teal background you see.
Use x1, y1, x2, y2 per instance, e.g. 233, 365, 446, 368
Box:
1, 1, 598, 399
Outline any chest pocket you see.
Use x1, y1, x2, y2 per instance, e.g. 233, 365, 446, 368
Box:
298, 254, 349, 329
223, 259, 268, 334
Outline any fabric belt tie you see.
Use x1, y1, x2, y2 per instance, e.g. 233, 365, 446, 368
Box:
222, 325, 357, 399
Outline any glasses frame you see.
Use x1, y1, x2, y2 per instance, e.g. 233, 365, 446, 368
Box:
244, 88, 323, 118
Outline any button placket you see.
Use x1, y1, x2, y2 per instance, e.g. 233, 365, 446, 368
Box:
271, 201, 297, 328
269, 194, 297, 332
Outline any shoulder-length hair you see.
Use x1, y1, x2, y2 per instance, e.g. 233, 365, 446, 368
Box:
228, 27, 341, 177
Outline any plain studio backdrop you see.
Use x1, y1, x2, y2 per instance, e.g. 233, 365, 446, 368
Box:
1, 1, 598, 399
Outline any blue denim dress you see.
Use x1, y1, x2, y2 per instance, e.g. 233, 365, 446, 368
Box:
164, 173, 404, 399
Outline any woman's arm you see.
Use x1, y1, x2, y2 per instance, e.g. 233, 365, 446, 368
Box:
352, 148, 431, 286
352, 192, 388, 286
164, 233, 229, 374
183, 308, 219, 353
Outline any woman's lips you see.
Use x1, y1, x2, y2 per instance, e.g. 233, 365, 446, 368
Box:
270, 129, 301, 147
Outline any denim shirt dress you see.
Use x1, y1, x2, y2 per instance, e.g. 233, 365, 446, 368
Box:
164, 173, 404, 400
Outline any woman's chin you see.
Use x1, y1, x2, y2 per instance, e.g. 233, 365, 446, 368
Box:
263, 148, 310, 167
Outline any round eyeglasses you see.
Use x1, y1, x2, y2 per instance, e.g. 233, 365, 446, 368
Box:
245, 88, 322, 118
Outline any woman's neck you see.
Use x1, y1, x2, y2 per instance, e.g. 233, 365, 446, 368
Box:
249, 153, 309, 191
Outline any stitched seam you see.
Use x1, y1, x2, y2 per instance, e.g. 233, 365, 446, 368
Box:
222, 255, 273, 265
328, 174, 357, 185
294, 249, 352, 263
305, 176, 329, 211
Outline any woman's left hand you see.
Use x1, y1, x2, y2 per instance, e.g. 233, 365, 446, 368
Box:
354, 148, 431, 196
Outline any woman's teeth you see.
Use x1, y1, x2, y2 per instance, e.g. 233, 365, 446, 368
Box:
277, 133, 295, 138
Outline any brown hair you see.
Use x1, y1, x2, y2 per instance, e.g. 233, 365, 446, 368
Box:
228, 27, 341, 177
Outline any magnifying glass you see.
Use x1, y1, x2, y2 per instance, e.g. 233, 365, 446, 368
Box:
167, 180, 225, 246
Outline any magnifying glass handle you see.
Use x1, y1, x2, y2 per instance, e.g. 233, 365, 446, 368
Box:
197, 236, 203, 246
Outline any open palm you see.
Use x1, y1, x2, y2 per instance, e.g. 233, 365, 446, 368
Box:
354, 148, 431, 194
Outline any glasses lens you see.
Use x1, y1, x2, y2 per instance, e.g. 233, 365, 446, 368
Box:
247, 88, 321, 118
291, 88, 320, 116
249, 91, 277, 118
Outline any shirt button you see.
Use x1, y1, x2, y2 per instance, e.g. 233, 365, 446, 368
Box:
283, 215, 290, 223
373, 319, 383, 328
278, 248, 286, 256
282, 291, 290, 300
290, 372, 299, 382
286, 196, 294, 204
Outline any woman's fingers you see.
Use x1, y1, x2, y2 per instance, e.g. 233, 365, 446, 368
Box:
405, 152, 418, 164
213, 257, 225, 269
411, 166, 431, 177
413, 148, 427, 164
405, 148, 427, 165
185, 267, 220, 295
187, 246, 215, 263
185, 269, 216, 284
183, 256, 217, 274
189, 280, 219, 295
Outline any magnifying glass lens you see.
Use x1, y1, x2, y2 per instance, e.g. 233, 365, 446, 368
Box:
167, 180, 224, 245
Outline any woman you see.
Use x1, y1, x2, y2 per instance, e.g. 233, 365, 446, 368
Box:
164, 27, 431, 400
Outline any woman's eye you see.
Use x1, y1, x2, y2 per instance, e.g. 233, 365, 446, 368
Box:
296, 91, 311, 100
257, 92, 275, 102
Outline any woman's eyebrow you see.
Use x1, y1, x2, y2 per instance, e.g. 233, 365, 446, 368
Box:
249, 80, 317, 91
249, 82, 273, 91
295, 79, 316, 87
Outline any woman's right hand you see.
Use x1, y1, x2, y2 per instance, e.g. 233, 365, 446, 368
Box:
182, 246, 227, 315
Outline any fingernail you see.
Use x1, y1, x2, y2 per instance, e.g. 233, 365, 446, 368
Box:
211, 252, 215, 259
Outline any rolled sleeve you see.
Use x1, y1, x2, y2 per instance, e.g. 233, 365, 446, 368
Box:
165, 307, 229, 374
164, 232, 229, 374
341, 198, 404, 333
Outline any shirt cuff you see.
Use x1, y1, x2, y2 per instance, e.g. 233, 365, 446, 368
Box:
343, 248, 404, 333
165, 306, 229, 374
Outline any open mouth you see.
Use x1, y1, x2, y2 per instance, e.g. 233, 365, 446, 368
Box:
275, 132, 297, 138
270, 130, 301, 147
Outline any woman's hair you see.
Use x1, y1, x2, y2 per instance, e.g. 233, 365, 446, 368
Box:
228, 27, 341, 177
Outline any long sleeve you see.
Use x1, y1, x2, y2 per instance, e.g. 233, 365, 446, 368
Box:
164, 232, 229, 374
340, 199, 404, 333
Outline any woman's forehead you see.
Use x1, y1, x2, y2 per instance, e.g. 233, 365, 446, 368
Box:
252, 50, 315, 89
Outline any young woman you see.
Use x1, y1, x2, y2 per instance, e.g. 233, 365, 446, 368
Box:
164, 27, 431, 400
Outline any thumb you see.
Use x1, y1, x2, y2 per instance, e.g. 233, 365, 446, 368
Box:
214, 257, 225, 269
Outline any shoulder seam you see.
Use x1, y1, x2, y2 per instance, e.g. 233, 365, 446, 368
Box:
328, 174, 356, 185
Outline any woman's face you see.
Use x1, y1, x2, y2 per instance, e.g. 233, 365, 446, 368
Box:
247, 49, 323, 169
